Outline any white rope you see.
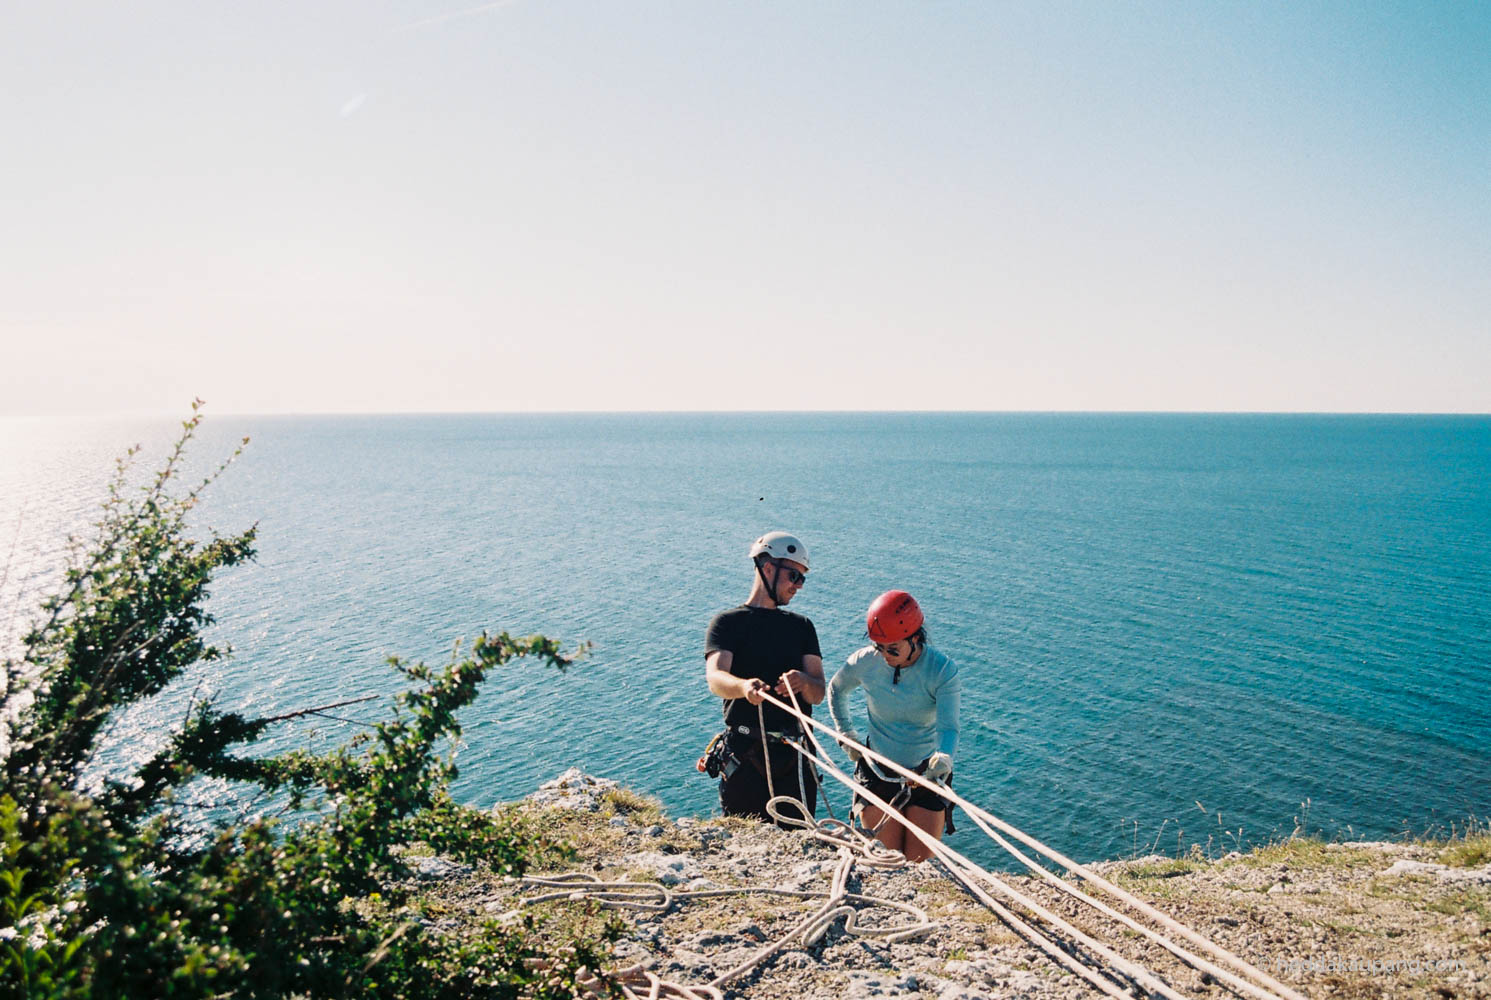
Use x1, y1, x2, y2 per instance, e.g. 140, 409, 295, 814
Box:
783, 732, 1184, 1000
518, 841, 937, 999
762, 689, 1307, 1000
953, 803, 1291, 1000
753, 699, 815, 828
518, 869, 933, 942
782, 684, 842, 822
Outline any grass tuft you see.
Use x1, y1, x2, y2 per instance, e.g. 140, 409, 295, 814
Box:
1436, 834, 1491, 869
1123, 857, 1201, 879
601, 786, 667, 824
1424, 889, 1491, 921
1233, 838, 1378, 870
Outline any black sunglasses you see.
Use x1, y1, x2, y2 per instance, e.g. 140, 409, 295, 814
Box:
774, 561, 806, 586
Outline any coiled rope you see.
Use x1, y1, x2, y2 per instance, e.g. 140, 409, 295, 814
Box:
517, 834, 936, 998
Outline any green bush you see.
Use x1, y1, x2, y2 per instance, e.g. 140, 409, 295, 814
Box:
1, 403, 616, 998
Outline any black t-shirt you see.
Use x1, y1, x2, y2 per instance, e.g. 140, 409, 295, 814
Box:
705, 605, 821, 732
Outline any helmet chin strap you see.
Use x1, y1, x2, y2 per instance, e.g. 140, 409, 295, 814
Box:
755, 558, 783, 607
888, 636, 925, 684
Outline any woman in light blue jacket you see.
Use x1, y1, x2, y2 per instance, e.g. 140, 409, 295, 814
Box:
828, 590, 960, 862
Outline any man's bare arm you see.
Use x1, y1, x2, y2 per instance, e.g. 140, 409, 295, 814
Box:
706, 649, 767, 704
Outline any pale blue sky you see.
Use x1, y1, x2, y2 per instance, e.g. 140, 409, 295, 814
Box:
3, 2, 1487, 414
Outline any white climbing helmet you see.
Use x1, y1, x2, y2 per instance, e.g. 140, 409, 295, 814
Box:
748, 531, 810, 570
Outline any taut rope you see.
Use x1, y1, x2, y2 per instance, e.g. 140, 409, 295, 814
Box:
762, 689, 1308, 1000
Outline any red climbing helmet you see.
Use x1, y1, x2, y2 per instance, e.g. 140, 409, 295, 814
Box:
866, 590, 924, 644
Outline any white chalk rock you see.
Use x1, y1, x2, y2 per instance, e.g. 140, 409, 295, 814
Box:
1382, 858, 1491, 885
526, 768, 618, 812
413, 856, 472, 880
847, 972, 920, 997
1383, 859, 1442, 877
624, 851, 702, 886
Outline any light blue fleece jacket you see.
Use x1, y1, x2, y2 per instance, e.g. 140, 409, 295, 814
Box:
827, 643, 960, 769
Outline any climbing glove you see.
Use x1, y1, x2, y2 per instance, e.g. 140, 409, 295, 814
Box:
924, 752, 953, 780
838, 731, 865, 764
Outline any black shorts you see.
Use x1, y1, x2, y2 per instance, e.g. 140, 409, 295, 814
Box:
854, 757, 952, 815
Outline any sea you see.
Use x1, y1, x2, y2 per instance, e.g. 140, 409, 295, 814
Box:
2, 412, 1488, 867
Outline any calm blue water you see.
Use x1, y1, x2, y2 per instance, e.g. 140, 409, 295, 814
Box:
3, 413, 1488, 866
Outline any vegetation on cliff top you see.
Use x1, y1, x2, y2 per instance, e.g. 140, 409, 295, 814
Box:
1, 404, 616, 998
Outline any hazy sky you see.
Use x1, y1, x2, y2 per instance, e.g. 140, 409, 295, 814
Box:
3, 2, 1488, 415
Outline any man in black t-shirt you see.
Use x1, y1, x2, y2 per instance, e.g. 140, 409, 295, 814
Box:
704, 531, 825, 825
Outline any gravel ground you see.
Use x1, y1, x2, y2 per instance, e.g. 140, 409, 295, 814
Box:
417, 772, 1490, 999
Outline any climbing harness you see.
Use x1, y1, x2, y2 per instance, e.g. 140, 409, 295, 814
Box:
852, 755, 955, 836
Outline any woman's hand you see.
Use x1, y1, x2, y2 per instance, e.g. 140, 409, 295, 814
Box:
837, 730, 865, 763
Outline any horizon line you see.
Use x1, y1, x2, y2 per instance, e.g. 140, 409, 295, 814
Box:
4, 407, 1490, 421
